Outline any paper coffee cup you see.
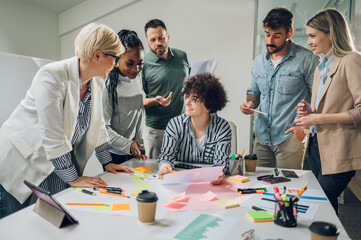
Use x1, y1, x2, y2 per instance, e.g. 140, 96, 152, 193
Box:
136, 190, 158, 223
244, 154, 257, 172
309, 221, 339, 240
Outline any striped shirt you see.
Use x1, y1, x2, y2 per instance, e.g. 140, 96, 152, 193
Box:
158, 113, 231, 173
40, 81, 112, 194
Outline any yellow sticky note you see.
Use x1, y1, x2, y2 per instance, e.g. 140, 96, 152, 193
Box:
112, 204, 130, 211
214, 199, 240, 209
134, 183, 151, 188
229, 175, 250, 183
94, 205, 112, 211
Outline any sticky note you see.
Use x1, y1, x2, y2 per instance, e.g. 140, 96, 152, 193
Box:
134, 183, 151, 188
229, 175, 250, 183
112, 204, 130, 211
246, 211, 274, 222
131, 175, 147, 180
131, 189, 152, 197
162, 200, 185, 209
198, 191, 217, 201
171, 192, 186, 202
134, 166, 152, 173
214, 199, 240, 209
93, 205, 112, 211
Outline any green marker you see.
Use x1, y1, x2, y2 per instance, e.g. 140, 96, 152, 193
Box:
231, 154, 236, 160
77, 187, 96, 196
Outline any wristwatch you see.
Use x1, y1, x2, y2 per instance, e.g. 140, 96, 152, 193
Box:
302, 127, 310, 135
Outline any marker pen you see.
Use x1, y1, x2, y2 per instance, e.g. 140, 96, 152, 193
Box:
76, 188, 96, 196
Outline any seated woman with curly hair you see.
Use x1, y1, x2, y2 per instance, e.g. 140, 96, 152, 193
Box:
157, 73, 231, 184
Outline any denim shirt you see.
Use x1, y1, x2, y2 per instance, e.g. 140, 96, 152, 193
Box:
247, 42, 319, 146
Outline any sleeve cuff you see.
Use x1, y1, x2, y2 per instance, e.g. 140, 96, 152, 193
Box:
95, 142, 112, 165
53, 165, 79, 182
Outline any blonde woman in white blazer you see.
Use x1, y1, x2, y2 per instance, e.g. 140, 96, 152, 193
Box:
0, 23, 133, 219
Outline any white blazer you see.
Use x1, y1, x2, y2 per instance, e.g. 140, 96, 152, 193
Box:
0, 57, 109, 203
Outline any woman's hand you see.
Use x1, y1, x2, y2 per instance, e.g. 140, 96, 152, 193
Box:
210, 171, 226, 185
156, 92, 172, 106
297, 100, 311, 117
68, 176, 107, 188
157, 164, 172, 179
294, 114, 319, 127
105, 163, 134, 174
130, 142, 148, 160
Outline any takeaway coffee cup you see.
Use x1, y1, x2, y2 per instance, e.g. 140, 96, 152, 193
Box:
244, 154, 257, 172
309, 221, 339, 240
136, 190, 158, 223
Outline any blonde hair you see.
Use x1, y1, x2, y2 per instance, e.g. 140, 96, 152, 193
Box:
74, 23, 124, 62
306, 8, 355, 57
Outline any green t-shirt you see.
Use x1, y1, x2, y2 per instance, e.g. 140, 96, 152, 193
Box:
142, 47, 190, 129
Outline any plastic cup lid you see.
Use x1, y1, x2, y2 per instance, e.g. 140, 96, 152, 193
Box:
309, 221, 339, 236
244, 154, 257, 160
136, 190, 158, 203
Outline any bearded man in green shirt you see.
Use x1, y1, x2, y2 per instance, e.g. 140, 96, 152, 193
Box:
142, 19, 191, 159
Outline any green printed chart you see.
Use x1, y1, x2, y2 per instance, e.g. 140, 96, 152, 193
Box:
156, 212, 237, 240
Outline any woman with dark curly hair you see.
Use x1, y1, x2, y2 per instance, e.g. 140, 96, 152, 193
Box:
157, 73, 231, 184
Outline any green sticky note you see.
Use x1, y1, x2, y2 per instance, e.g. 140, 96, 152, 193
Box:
131, 189, 152, 197
134, 183, 151, 188
93, 204, 112, 211
246, 211, 274, 222
131, 176, 147, 180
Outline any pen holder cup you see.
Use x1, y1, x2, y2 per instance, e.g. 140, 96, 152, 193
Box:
229, 158, 243, 175
274, 199, 297, 228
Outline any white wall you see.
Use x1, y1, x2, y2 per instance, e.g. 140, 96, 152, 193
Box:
354, 0, 361, 51
0, 0, 60, 60
61, 0, 256, 156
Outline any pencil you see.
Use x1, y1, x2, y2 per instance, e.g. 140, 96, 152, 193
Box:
292, 183, 308, 202
295, 106, 301, 110
250, 108, 268, 116
66, 203, 109, 206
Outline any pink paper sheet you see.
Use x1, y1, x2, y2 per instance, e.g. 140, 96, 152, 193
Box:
166, 182, 239, 212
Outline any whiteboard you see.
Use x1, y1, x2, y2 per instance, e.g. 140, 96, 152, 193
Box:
0, 52, 54, 125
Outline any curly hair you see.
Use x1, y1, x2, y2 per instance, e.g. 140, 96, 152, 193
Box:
182, 73, 228, 113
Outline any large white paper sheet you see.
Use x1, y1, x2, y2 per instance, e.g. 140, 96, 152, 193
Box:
189, 59, 218, 76
162, 166, 223, 184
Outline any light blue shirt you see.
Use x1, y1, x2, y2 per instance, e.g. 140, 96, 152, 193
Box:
310, 54, 335, 136
247, 41, 319, 146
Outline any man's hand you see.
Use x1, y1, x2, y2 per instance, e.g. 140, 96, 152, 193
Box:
105, 163, 134, 174
130, 142, 148, 160
240, 101, 255, 115
155, 92, 172, 106
210, 171, 226, 185
68, 176, 107, 188
285, 126, 306, 141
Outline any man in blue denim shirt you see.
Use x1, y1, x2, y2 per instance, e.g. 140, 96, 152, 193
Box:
241, 8, 319, 169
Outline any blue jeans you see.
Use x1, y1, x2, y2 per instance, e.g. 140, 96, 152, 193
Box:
0, 184, 32, 219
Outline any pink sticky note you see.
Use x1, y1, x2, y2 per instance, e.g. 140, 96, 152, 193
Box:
162, 200, 185, 209
198, 191, 217, 201
171, 192, 186, 202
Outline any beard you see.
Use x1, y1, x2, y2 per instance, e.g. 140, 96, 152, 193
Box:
266, 40, 288, 54
152, 46, 167, 57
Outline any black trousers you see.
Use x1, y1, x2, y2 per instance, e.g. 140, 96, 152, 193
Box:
308, 134, 355, 215
110, 153, 135, 164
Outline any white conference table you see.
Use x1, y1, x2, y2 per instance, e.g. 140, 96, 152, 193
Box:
0, 159, 350, 240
